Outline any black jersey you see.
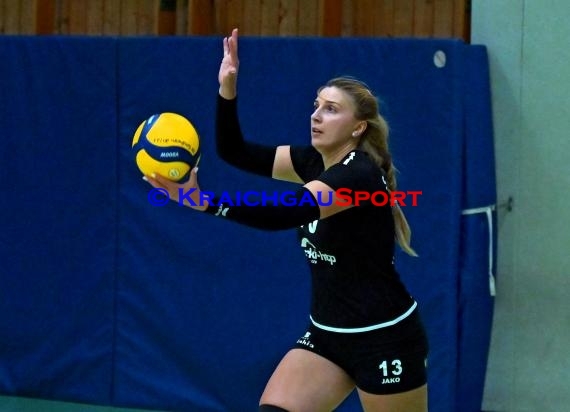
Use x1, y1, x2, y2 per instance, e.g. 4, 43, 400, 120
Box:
290, 146, 415, 331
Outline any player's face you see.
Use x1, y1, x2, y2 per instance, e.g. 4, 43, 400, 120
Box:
310, 87, 360, 153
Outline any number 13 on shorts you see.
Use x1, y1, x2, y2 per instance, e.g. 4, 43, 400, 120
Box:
379, 359, 403, 377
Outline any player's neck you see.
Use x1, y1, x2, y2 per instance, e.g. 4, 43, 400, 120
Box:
321, 143, 358, 169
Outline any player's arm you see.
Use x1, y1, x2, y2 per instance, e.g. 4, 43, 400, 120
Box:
303, 179, 354, 219
201, 178, 351, 230
272, 145, 303, 183
146, 167, 351, 231
217, 28, 302, 184
144, 168, 318, 231
216, 96, 303, 184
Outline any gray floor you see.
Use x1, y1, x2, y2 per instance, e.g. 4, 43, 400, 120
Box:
0, 396, 167, 412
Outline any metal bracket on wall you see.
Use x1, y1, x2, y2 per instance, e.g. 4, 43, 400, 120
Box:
498, 196, 514, 212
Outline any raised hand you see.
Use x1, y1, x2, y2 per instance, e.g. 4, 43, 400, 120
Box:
218, 28, 239, 100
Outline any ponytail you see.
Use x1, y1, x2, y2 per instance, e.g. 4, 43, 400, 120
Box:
392, 202, 418, 257
323, 77, 418, 257
360, 116, 418, 257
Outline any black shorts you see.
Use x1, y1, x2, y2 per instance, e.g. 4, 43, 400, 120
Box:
294, 308, 429, 395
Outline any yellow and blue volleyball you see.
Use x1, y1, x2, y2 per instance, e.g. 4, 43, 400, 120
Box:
132, 112, 201, 182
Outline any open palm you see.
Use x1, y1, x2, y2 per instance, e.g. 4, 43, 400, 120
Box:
218, 28, 239, 99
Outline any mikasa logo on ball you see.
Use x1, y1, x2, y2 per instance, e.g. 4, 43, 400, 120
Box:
160, 151, 179, 158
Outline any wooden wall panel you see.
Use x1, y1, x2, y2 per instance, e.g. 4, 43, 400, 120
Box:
242, 0, 261, 35
175, 0, 188, 35
453, 0, 469, 40
138, 0, 158, 35
158, 0, 176, 35
1, 0, 471, 41
298, 0, 317, 35
433, 0, 453, 37
188, 0, 214, 35
376, 0, 394, 37
19, 0, 38, 34
120, 0, 138, 34
260, 0, 278, 35
0, 0, 3, 33
278, 0, 297, 36
393, 0, 414, 36
102, 0, 121, 35
320, 0, 342, 37
340, 0, 352, 36
353, 0, 375, 37
86, 0, 104, 35
214, 0, 226, 33
54, 0, 68, 33
218, 0, 243, 34
413, 0, 433, 37
2, 0, 22, 34
68, 0, 87, 34
36, 0, 56, 34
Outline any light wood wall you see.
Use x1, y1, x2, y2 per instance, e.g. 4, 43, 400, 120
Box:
1, 0, 470, 41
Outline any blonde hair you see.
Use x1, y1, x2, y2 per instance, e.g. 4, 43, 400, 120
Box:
322, 77, 418, 257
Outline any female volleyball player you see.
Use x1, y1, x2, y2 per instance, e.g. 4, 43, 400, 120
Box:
146, 28, 429, 412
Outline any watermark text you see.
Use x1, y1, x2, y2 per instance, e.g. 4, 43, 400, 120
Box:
147, 188, 423, 208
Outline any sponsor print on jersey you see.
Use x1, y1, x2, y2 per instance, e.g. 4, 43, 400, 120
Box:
300, 220, 337, 265
296, 331, 314, 349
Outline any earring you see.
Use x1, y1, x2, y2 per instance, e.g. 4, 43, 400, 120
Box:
352, 131, 359, 137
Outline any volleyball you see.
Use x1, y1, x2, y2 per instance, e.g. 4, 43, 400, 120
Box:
132, 112, 201, 182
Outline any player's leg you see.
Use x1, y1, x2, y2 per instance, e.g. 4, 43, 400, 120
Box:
259, 348, 355, 412
357, 384, 427, 412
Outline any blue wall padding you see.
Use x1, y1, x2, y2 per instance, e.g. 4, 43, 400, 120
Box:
0, 36, 496, 412
0, 37, 118, 404
457, 46, 497, 412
